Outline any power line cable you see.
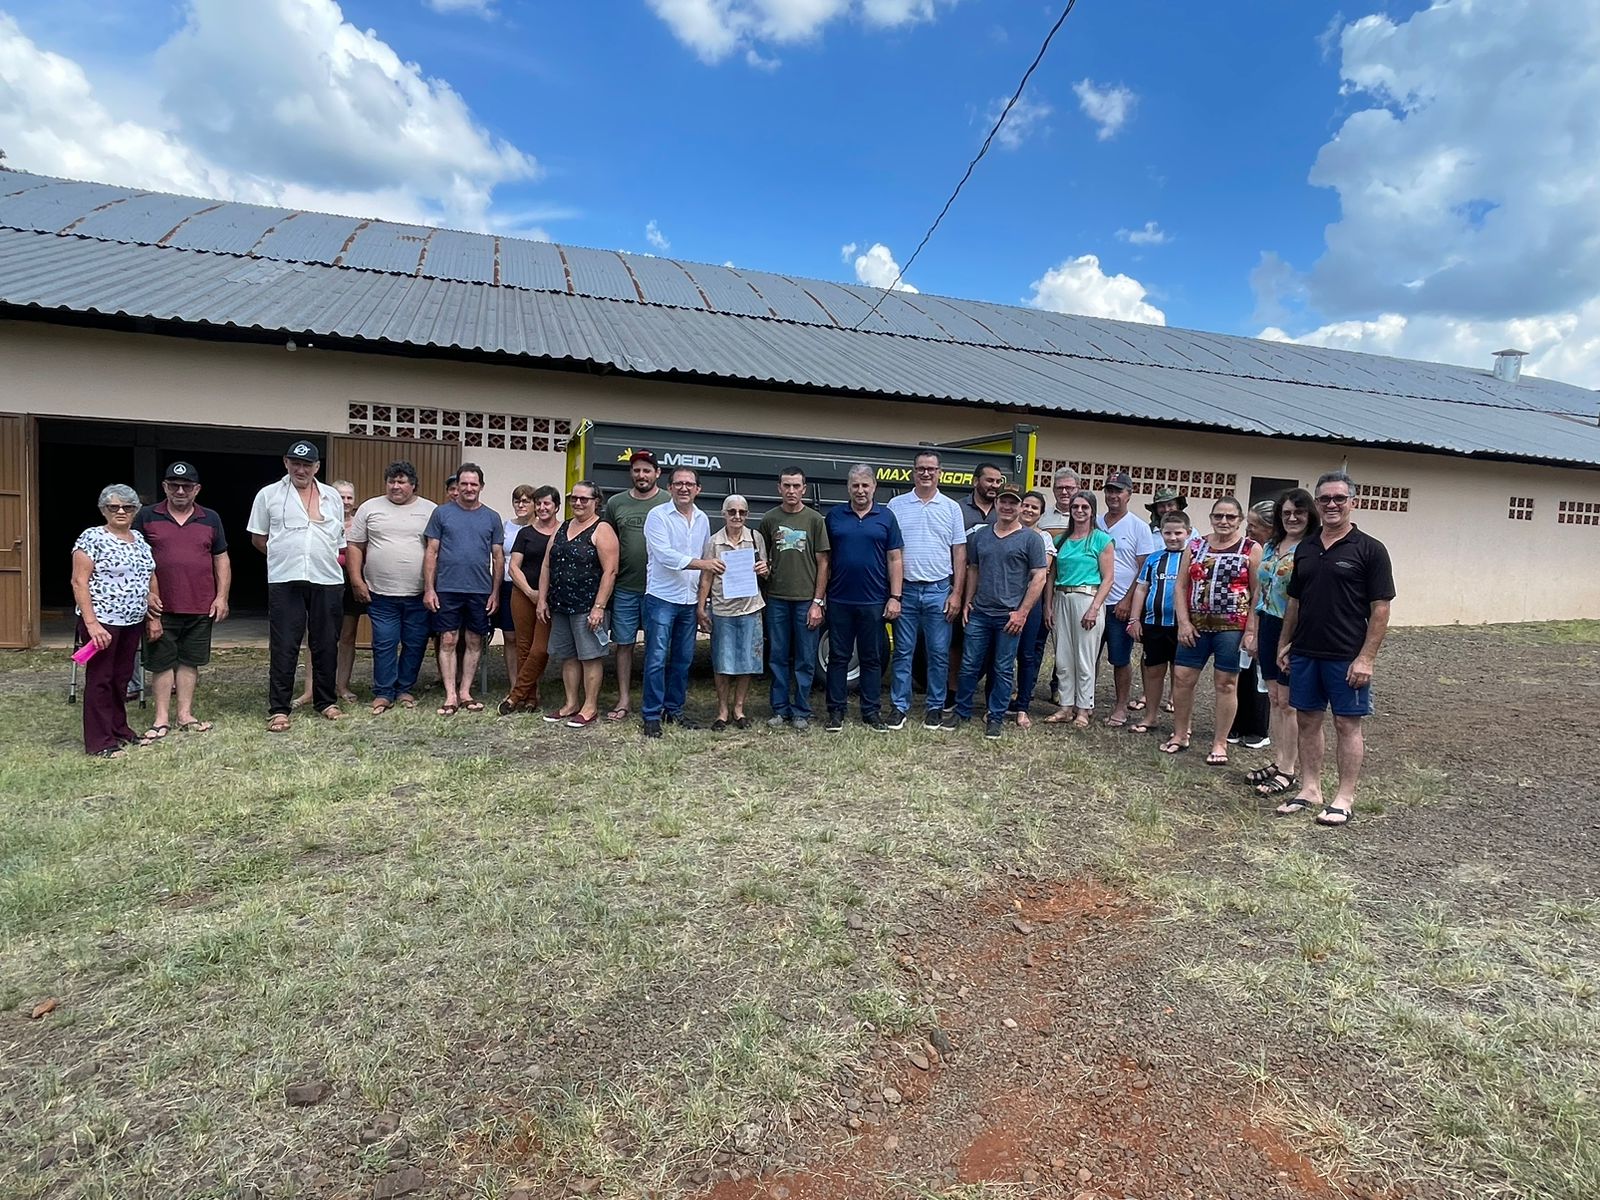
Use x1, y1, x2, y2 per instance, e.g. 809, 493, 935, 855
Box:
851, 0, 1080, 330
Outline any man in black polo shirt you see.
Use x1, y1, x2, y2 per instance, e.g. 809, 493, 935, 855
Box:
133, 461, 232, 736
1275, 470, 1394, 828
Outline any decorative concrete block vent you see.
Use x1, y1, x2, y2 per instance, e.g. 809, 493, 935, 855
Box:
1557, 499, 1600, 526
1508, 496, 1536, 521
1355, 484, 1410, 514
1033, 457, 1238, 501
346, 403, 571, 452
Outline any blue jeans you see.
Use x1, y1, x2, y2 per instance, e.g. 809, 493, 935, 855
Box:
767, 598, 820, 718
368, 592, 430, 701
826, 602, 884, 721
1009, 596, 1048, 713
954, 610, 1020, 724
642, 594, 697, 721
890, 578, 953, 714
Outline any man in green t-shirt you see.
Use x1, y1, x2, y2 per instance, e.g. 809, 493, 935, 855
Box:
604, 450, 670, 720
758, 467, 831, 729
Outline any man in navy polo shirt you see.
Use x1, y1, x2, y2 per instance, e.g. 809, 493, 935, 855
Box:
1276, 470, 1395, 828
823, 464, 903, 733
134, 461, 231, 737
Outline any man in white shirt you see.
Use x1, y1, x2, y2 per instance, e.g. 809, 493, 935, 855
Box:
885, 450, 967, 729
247, 439, 346, 729
1037, 466, 1081, 539
1097, 470, 1157, 726
641, 467, 724, 737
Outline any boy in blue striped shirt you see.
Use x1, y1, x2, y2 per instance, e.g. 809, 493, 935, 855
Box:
1126, 511, 1190, 735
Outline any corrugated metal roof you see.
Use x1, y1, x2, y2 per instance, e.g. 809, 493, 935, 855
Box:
2, 169, 1597, 467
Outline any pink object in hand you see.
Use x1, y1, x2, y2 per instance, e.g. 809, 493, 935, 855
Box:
72, 640, 102, 665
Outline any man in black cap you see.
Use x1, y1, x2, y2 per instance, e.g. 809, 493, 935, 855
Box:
133, 461, 232, 738
247, 439, 347, 729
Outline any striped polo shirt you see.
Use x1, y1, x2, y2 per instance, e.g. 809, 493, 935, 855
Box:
886, 490, 967, 583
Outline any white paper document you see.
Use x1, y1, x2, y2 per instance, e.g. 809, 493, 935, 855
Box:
720, 548, 759, 599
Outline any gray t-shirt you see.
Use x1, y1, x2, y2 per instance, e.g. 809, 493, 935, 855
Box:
967, 524, 1047, 616
423, 502, 503, 594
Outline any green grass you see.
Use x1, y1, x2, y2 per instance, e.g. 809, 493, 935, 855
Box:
3, 627, 1598, 1198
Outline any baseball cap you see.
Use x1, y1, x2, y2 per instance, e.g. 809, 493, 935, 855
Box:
996, 480, 1024, 501
628, 449, 658, 465
1104, 470, 1135, 492
285, 439, 320, 463
163, 461, 200, 483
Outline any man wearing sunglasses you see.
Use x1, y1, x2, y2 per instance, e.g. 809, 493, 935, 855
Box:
1276, 470, 1395, 828
133, 461, 232, 738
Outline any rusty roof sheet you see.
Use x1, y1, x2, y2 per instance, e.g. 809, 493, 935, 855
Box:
2, 169, 1597, 467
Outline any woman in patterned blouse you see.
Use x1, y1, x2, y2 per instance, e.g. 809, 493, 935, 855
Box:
71, 484, 162, 758
1166, 495, 1262, 764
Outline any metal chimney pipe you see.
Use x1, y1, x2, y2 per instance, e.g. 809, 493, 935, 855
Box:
1492, 349, 1527, 383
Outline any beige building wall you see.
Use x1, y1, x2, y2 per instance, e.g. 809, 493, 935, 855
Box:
6, 320, 1599, 626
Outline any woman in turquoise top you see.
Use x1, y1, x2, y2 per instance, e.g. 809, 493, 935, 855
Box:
1047, 493, 1114, 726
1243, 488, 1318, 805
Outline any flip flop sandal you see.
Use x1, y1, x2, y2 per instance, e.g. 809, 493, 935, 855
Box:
372, 700, 395, 715
1246, 762, 1283, 785
1205, 751, 1229, 767
142, 724, 170, 740
321, 706, 344, 721
267, 714, 292, 733
1255, 772, 1299, 797
497, 698, 517, 716
1315, 804, 1356, 827
1274, 796, 1316, 817
605, 706, 631, 722
178, 720, 214, 733
93, 746, 127, 759
398, 696, 418, 709
1163, 701, 1176, 713
1129, 722, 1155, 734
436, 704, 459, 717
462, 701, 486, 713
1104, 716, 1129, 728
1160, 739, 1189, 755
1128, 698, 1147, 712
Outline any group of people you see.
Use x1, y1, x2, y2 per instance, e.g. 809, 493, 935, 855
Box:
72, 441, 1393, 825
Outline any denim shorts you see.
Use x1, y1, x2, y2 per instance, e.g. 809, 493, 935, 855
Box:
431, 591, 492, 636
1175, 627, 1243, 673
1102, 614, 1136, 668
548, 611, 612, 661
1256, 614, 1286, 685
609, 588, 645, 644
493, 580, 517, 632
1289, 654, 1372, 717
711, 612, 764, 675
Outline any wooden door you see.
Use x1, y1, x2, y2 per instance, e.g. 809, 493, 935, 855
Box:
0, 415, 37, 648
327, 435, 460, 506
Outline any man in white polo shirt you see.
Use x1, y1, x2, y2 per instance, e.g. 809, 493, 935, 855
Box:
1098, 470, 1157, 727
886, 449, 967, 730
248, 439, 346, 730
640, 466, 723, 738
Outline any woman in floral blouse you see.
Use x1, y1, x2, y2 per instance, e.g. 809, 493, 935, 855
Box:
1166, 495, 1262, 764
71, 484, 162, 757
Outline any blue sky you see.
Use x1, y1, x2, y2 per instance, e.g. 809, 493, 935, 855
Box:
3, 0, 1598, 385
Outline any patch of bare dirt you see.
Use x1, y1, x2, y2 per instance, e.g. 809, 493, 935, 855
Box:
702, 880, 1404, 1200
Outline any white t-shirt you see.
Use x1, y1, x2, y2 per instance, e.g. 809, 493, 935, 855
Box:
1097, 511, 1158, 603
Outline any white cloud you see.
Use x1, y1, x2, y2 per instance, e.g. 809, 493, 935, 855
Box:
0, 3, 539, 233
645, 0, 948, 65
986, 93, 1052, 151
1116, 221, 1168, 246
1026, 255, 1165, 325
424, 0, 495, 15
645, 219, 670, 250
849, 242, 917, 293
1260, 305, 1600, 389
1265, 0, 1600, 389
1072, 78, 1135, 141
839, 242, 857, 262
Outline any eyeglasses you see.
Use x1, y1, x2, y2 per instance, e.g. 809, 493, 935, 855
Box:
165, 482, 196, 491
104, 504, 139, 513
568, 494, 595, 503
1211, 513, 1240, 521
725, 509, 748, 515
914, 466, 939, 474
1316, 495, 1352, 507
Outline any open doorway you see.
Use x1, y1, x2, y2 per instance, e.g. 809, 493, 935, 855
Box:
39, 419, 299, 626
1248, 475, 1300, 508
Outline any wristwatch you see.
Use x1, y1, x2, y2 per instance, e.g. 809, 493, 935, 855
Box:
811, 597, 826, 607
888, 594, 902, 601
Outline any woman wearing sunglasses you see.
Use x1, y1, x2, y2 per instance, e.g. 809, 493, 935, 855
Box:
1168, 495, 1262, 764
70, 485, 161, 757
